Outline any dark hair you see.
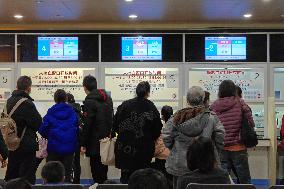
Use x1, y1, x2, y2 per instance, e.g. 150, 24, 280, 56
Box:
66, 93, 75, 103
218, 80, 236, 98
4, 178, 32, 189
128, 168, 168, 189
161, 105, 173, 122
17, 76, 32, 91
41, 161, 65, 184
54, 89, 67, 103
204, 91, 210, 104
236, 86, 243, 98
83, 75, 97, 92
187, 137, 216, 173
136, 81, 151, 98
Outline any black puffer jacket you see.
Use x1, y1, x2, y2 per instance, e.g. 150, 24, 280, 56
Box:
113, 97, 163, 170
81, 89, 113, 157
6, 90, 42, 152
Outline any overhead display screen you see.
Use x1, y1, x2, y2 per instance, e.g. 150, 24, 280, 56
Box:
101, 34, 182, 62
185, 34, 267, 62
121, 37, 162, 60
205, 37, 246, 60
38, 37, 78, 61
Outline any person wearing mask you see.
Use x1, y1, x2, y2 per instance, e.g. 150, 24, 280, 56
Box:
67, 93, 83, 184
114, 81, 163, 184
5, 76, 42, 184
163, 86, 225, 189
39, 89, 78, 183
81, 75, 113, 184
177, 137, 230, 189
128, 168, 169, 189
211, 80, 254, 184
41, 161, 65, 184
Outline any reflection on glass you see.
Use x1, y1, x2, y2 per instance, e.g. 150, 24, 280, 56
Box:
0, 35, 15, 62
250, 104, 265, 139
274, 69, 284, 101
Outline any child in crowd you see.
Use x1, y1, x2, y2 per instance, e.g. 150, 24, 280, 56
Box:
152, 105, 173, 188
39, 89, 79, 183
41, 161, 65, 184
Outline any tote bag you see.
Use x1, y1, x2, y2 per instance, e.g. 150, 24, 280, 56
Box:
100, 137, 116, 166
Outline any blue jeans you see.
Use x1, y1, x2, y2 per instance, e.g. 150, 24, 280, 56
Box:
221, 150, 251, 184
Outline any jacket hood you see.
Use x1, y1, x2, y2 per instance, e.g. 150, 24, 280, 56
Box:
211, 96, 238, 113
12, 90, 34, 101
47, 103, 75, 120
85, 89, 108, 102
175, 110, 210, 137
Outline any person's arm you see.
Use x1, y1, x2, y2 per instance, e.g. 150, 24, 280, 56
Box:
38, 115, 50, 139
242, 101, 255, 128
24, 101, 42, 132
152, 106, 163, 140
113, 104, 124, 135
81, 100, 96, 148
162, 118, 176, 149
212, 115, 225, 152
0, 132, 8, 161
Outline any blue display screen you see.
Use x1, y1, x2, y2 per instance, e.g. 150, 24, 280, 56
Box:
38, 37, 78, 61
205, 37, 246, 60
121, 37, 162, 60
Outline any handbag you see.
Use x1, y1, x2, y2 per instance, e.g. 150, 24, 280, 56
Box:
240, 102, 258, 148
100, 137, 116, 166
36, 137, 48, 159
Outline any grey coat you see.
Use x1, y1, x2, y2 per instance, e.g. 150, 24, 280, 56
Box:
162, 110, 225, 176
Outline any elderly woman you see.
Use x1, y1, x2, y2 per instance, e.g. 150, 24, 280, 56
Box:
162, 86, 225, 189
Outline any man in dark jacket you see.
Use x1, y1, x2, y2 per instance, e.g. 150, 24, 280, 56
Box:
5, 76, 42, 184
81, 75, 113, 184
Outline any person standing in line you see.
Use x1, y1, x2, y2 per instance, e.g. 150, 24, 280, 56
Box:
39, 89, 79, 183
152, 105, 173, 188
113, 81, 163, 184
80, 75, 113, 184
5, 76, 42, 184
162, 86, 225, 189
67, 93, 83, 184
211, 80, 254, 184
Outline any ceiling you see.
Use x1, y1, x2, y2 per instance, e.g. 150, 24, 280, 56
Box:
0, 0, 284, 30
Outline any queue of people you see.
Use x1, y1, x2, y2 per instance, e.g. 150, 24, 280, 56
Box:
0, 75, 256, 189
